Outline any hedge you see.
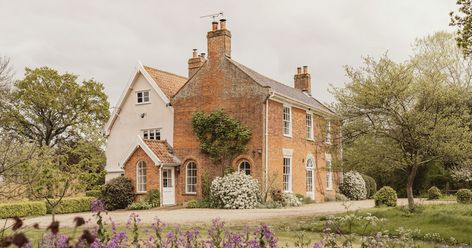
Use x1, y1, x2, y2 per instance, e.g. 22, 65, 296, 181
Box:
0, 201, 47, 218
46, 197, 94, 214
85, 190, 102, 198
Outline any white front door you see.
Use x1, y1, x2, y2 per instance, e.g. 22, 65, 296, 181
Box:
162, 168, 175, 205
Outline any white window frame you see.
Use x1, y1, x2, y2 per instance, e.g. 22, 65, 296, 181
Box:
283, 105, 292, 137
238, 160, 251, 175
325, 120, 332, 144
326, 153, 333, 190
142, 128, 161, 140
136, 160, 147, 193
185, 161, 197, 194
306, 158, 315, 194
306, 112, 314, 140
136, 90, 150, 104
283, 155, 292, 192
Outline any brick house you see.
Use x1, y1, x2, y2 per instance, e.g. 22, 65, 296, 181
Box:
106, 19, 341, 206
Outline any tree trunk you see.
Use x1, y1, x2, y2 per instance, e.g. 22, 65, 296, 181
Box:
406, 164, 419, 211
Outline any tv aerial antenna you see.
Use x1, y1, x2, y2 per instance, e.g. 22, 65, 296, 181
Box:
200, 11, 224, 21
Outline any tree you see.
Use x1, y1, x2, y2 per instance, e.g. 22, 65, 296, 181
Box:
0, 67, 109, 147
450, 0, 472, 57
192, 109, 252, 173
334, 43, 472, 210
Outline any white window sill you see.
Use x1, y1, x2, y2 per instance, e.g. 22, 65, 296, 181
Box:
136, 102, 151, 106
326, 188, 333, 191
184, 192, 197, 195
136, 191, 147, 194
306, 138, 315, 142
283, 134, 292, 138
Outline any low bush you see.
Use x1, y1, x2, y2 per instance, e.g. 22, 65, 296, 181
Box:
270, 189, 284, 203
101, 176, 135, 210
283, 193, 302, 207
85, 190, 101, 198
186, 200, 198, 208
128, 201, 153, 210
144, 189, 160, 207
374, 186, 398, 207
335, 193, 349, 201
456, 189, 472, 204
339, 171, 367, 200
46, 197, 93, 214
210, 172, 261, 209
361, 174, 377, 199
303, 196, 314, 204
427, 186, 441, 200
0, 201, 47, 218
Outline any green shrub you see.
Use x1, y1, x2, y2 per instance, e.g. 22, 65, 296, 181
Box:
361, 174, 377, 199
186, 200, 198, 208
201, 174, 211, 202
46, 197, 93, 214
101, 176, 135, 210
85, 190, 102, 198
144, 189, 160, 207
456, 189, 472, 204
0, 201, 47, 218
335, 193, 349, 201
270, 189, 284, 203
302, 196, 314, 204
374, 186, 398, 207
427, 186, 442, 200
128, 201, 153, 210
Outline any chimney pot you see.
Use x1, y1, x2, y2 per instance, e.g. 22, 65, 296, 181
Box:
200, 52, 206, 58
297, 67, 302, 75
211, 21, 218, 31
220, 19, 227, 29
303, 66, 308, 74
192, 49, 198, 58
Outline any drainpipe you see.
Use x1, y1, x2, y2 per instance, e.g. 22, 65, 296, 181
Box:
264, 91, 274, 193
158, 163, 163, 207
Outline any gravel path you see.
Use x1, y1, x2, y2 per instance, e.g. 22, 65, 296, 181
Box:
22, 198, 451, 228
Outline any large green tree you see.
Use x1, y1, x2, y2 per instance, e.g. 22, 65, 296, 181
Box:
334, 33, 472, 210
192, 109, 252, 174
450, 0, 472, 57
0, 67, 109, 147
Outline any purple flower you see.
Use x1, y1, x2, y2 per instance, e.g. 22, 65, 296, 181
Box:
91, 198, 105, 213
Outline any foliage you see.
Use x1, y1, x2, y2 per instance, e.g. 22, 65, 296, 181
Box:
45, 197, 93, 214
283, 193, 302, 207
101, 177, 135, 210
450, 0, 472, 57
335, 193, 349, 202
361, 174, 377, 199
186, 199, 198, 208
210, 171, 261, 209
0, 67, 109, 148
427, 186, 442, 200
339, 171, 367, 200
334, 33, 472, 210
456, 188, 472, 203
128, 201, 153, 210
374, 186, 398, 207
0, 201, 46, 218
144, 189, 160, 207
270, 189, 284, 203
201, 173, 211, 202
451, 165, 472, 183
85, 190, 102, 198
192, 109, 252, 171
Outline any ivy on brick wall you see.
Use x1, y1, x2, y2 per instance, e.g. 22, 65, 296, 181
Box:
191, 109, 251, 171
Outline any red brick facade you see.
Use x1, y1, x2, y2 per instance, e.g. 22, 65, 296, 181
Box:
122, 19, 341, 205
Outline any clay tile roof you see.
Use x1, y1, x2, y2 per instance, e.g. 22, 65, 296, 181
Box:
227, 58, 335, 115
143, 66, 187, 99
143, 140, 180, 165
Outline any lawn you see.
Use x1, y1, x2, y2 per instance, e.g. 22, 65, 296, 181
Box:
8, 203, 472, 247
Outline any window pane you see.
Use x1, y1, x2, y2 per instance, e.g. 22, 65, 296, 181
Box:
186, 162, 197, 193
239, 161, 251, 175
283, 157, 291, 192
143, 91, 150, 102
137, 92, 143, 103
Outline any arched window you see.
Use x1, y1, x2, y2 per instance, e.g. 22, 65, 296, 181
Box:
239, 160, 251, 175
186, 161, 197, 194
137, 161, 147, 192
306, 158, 315, 196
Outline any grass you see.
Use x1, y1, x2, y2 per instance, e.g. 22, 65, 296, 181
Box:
5, 203, 472, 247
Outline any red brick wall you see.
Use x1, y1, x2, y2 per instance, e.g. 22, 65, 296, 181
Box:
266, 100, 337, 202
123, 147, 160, 201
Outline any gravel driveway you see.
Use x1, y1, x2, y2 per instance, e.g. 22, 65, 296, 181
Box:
22, 198, 450, 228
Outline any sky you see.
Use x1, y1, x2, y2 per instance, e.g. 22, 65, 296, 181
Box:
0, 0, 458, 107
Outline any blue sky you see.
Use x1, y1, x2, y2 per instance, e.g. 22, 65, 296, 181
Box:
0, 0, 457, 107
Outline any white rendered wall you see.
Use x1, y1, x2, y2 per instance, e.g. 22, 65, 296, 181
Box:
105, 73, 174, 181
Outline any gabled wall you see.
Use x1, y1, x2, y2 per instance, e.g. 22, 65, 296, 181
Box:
105, 73, 174, 180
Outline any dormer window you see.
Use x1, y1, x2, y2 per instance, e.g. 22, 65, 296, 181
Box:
136, 90, 150, 104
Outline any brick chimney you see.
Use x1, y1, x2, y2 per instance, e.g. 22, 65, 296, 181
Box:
207, 19, 231, 60
188, 49, 206, 78
294, 66, 311, 95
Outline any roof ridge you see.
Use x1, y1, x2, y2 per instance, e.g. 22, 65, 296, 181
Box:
143, 65, 187, 80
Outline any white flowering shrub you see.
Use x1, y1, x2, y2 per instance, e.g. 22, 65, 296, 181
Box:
339, 171, 367, 200
210, 171, 261, 209
283, 193, 302, 207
